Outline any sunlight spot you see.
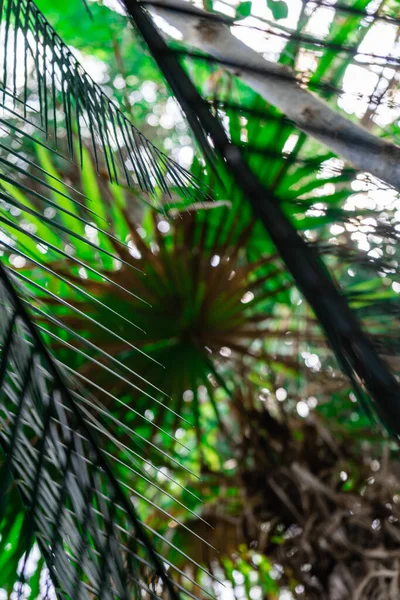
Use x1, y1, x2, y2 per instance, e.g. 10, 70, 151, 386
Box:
224, 458, 237, 470
145, 409, 154, 421
306, 206, 325, 218
10, 206, 21, 217
36, 243, 48, 254
129, 90, 142, 103
214, 1, 235, 16
128, 240, 141, 259
9, 254, 25, 268
282, 134, 299, 154
232, 570, 244, 584
157, 467, 169, 482
250, 587, 262, 600
11, 584, 31, 599
44, 207, 56, 219
305, 353, 320, 370
276, 387, 287, 401
220, 346, 231, 357
159, 113, 175, 129
392, 282, 400, 293
17, 544, 41, 580
157, 220, 170, 233
270, 567, 282, 581
141, 81, 158, 103
72, 47, 109, 85
297, 49, 318, 74
177, 145, 194, 167
147, 114, 159, 126
198, 385, 208, 401
211, 254, 220, 267
150, 242, 159, 255
183, 390, 193, 402
368, 249, 381, 259
175, 428, 185, 439
371, 518, 381, 530
330, 224, 344, 235
279, 592, 293, 600
307, 396, 318, 409
296, 401, 309, 418
241, 291, 254, 304
207, 372, 217, 386
113, 75, 126, 89
338, 65, 379, 118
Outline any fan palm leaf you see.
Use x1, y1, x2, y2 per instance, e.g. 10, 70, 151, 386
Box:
9, 143, 397, 464
120, 0, 400, 437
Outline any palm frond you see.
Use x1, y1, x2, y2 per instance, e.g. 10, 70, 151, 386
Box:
0, 133, 217, 600
0, 261, 182, 599
0, 0, 205, 200
121, 0, 400, 437
0, 1, 219, 595
166, 380, 400, 600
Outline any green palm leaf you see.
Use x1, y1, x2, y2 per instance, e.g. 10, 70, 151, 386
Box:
0, 0, 217, 596
0, 262, 181, 599
0, 0, 204, 199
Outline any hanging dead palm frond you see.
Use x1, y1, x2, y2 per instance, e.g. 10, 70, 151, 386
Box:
167, 381, 400, 600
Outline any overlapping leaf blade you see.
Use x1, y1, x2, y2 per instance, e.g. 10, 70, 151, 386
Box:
0, 262, 183, 599
0, 0, 205, 200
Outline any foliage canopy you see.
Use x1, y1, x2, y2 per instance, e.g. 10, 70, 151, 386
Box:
0, 0, 400, 598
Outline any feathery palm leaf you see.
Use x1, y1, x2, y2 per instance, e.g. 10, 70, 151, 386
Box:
0, 0, 219, 595
0, 262, 183, 599
0, 0, 205, 199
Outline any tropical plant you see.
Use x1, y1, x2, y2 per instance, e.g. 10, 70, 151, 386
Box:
0, 0, 210, 596
1, 0, 400, 598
